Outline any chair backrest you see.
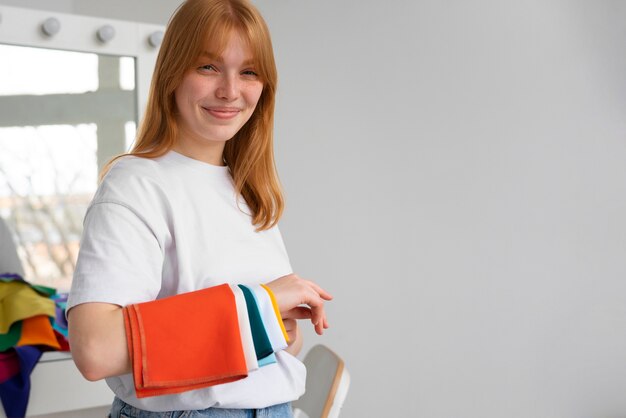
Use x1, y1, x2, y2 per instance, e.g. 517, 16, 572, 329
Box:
293, 344, 350, 418
0, 217, 24, 276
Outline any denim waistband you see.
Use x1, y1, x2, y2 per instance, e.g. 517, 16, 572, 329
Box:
109, 397, 293, 418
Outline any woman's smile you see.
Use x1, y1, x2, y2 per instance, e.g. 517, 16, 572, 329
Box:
203, 106, 242, 120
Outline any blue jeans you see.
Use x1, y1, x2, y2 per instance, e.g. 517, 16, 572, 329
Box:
108, 397, 294, 418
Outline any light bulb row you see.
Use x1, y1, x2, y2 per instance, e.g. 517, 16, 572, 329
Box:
40, 17, 163, 48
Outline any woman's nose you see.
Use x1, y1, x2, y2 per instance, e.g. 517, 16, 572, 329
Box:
215, 75, 239, 101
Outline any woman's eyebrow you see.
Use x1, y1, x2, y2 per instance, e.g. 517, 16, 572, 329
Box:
200, 51, 255, 66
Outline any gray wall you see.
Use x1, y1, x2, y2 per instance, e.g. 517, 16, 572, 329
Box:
2, 1, 626, 417
264, 1, 626, 417
0, 0, 169, 23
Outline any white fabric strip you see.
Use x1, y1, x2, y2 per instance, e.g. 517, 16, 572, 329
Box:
229, 284, 259, 372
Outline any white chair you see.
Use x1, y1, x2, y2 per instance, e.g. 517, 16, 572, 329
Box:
293, 345, 350, 418
0, 216, 25, 276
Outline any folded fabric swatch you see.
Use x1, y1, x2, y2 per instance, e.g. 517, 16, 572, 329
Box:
123, 283, 248, 398
52, 322, 68, 339
229, 285, 258, 372
250, 285, 288, 352
237, 285, 274, 361
51, 293, 69, 340
51, 294, 68, 330
0, 345, 42, 418
0, 350, 19, 383
0, 281, 56, 334
16, 315, 61, 350
0, 321, 22, 352
0, 274, 56, 298
243, 285, 277, 367
53, 330, 70, 352
260, 284, 290, 343
257, 355, 276, 367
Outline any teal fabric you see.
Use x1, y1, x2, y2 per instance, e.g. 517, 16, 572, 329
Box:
237, 285, 273, 360
245, 286, 276, 367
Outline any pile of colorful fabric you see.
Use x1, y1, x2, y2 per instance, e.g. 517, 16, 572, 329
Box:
0, 273, 70, 418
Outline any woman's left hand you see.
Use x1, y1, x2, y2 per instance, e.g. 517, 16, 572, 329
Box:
265, 273, 332, 335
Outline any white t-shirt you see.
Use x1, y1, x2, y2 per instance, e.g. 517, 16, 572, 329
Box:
67, 151, 305, 411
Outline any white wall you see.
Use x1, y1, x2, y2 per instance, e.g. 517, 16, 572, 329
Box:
2, 1, 626, 417
0, 0, 74, 14
0, 0, 173, 23
258, 1, 626, 417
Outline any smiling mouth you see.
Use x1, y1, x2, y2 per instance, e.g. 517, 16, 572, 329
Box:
203, 107, 241, 120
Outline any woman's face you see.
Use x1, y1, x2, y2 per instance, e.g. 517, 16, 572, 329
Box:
173, 31, 263, 165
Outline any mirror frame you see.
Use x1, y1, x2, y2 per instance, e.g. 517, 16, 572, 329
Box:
0, 5, 163, 121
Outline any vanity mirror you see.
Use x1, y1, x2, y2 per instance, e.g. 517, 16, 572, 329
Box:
0, 6, 163, 292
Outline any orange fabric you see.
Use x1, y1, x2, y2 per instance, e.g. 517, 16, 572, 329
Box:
16, 315, 61, 350
260, 284, 289, 343
123, 284, 249, 398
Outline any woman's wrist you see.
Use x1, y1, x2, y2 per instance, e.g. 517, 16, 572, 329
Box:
284, 324, 303, 356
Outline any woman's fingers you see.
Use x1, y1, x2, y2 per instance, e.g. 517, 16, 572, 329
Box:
305, 280, 333, 301
266, 274, 328, 312
283, 304, 326, 335
282, 306, 312, 320
265, 273, 332, 335
301, 289, 327, 335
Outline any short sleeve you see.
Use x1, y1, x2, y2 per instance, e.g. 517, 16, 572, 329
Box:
67, 200, 164, 312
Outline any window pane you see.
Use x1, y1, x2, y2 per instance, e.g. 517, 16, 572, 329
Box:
0, 124, 97, 291
0, 44, 136, 291
0, 45, 98, 95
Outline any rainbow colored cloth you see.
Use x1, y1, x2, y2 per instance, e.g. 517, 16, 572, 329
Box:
123, 283, 289, 398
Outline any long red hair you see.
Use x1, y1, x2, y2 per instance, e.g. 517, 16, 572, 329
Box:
102, 0, 283, 231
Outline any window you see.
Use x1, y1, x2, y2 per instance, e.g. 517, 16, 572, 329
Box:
0, 44, 137, 290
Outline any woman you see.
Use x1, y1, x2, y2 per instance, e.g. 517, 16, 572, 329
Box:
67, 0, 331, 416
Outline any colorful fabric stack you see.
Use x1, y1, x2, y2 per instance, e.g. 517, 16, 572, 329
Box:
123, 283, 289, 398
0, 273, 70, 418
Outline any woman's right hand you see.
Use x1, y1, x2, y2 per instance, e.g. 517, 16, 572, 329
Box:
265, 273, 332, 335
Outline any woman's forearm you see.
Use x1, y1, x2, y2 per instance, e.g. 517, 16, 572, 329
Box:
68, 302, 131, 381
68, 273, 329, 382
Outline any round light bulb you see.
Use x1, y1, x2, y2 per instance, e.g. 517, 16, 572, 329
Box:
148, 31, 164, 48
41, 17, 61, 37
97, 25, 115, 43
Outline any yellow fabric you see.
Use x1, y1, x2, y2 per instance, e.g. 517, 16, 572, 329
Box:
0, 281, 56, 333
260, 284, 289, 343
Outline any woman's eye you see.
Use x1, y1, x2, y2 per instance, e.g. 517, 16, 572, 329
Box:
242, 70, 258, 77
199, 64, 217, 72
